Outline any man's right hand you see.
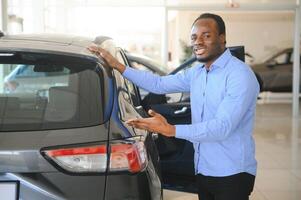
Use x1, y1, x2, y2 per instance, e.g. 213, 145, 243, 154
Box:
87, 45, 126, 73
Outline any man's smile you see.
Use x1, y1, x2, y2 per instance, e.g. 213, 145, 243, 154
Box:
193, 46, 206, 56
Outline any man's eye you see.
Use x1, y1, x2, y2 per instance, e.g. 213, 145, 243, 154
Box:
204, 34, 210, 38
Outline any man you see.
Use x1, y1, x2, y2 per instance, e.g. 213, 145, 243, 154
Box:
89, 13, 259, 200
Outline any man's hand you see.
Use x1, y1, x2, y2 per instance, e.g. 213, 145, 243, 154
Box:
126, 110, 176, 137
87, 45, 126, 73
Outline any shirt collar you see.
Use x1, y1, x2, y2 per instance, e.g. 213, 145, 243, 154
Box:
212, 48, 232, 68
201, 48, 232, 70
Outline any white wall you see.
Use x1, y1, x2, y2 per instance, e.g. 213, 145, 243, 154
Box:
225, 12, 294, 62
169, 11, 294, 67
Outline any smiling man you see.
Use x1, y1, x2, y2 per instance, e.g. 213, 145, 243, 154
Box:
89, 13, 259, 200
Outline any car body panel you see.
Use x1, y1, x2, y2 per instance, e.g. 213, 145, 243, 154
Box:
0, 125, 109, 173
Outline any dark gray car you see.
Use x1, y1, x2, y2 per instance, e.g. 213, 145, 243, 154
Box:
251, 48, 300, 92
0, 34, 165, 200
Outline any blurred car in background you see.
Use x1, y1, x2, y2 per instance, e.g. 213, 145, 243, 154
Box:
251, 48, 300, 92
245, 52, 255, 64
126, 53, 167, 76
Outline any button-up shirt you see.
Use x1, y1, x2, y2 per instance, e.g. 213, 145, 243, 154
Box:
123, 49, 259, 177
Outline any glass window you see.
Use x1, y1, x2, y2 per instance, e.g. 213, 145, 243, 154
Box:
116, 51, 140, 106
130, 61, 150, 71
114, 70, 139, 122
274, 52, 288, 65
0, 52, 104, 131
128, 60, 154, 100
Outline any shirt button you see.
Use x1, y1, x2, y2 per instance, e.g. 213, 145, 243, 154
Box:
203, 92, 205, 96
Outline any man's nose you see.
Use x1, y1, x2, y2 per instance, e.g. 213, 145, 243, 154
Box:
192, 36, 204, 46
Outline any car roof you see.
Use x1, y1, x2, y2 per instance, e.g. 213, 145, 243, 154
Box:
0, 33, 114, 59
264, 48, 294, 63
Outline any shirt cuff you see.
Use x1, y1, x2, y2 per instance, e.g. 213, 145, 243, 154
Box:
175, 125, 188, 140
122, 66, 131, 76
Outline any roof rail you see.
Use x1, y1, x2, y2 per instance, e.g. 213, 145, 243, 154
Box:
94, 36, 112, 45
0, 31, 4, 37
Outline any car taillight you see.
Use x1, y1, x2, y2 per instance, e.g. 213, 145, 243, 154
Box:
41, 136, 148, 174
110, 141, 147, 173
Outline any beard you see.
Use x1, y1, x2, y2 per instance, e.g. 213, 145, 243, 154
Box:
196, 54, 216, 63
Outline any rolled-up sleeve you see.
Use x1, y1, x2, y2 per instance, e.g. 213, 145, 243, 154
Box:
175, 68, 259, 142
122, 66, 192, 94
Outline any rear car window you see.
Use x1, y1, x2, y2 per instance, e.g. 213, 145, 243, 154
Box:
0, 52, 104, 131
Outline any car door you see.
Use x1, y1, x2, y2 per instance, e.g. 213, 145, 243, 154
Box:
140, 76, 196, 193
121, 51, 197, 193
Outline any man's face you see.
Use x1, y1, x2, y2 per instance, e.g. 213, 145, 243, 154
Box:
190, 18, 225, 66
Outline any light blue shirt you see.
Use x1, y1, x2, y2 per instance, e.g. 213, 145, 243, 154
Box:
123, 49, 259, 177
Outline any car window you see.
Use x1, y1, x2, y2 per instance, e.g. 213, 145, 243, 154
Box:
114, 70, 141, 122
130, 61, 152, 72
116, 51, 140, 106
0, 52, 104, 131
288, 51, 301, 64
274, 52, 290, 65
166, 61, 199, 103
128, 59, 160, 101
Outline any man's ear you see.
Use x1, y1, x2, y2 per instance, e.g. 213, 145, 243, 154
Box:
219, 34, 226, 45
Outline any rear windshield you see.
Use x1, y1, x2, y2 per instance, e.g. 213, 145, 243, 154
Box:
0, 52, 104, 131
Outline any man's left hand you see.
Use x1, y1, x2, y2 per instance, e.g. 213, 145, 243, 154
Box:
126, 110, 176, 137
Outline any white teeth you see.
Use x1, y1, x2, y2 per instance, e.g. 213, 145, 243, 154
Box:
196, 49, 205, 55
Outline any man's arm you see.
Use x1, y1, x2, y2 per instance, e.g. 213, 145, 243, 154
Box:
122, 66, 191, 94
88, 45, 192, 94
127, 68, 259, 142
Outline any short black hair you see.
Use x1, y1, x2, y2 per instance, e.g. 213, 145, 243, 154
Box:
192, 13, 226, 35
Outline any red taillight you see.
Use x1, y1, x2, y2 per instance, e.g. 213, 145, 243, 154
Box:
42, 137, 148, 174
110, 141, 147, 173
47, 146, 107, 157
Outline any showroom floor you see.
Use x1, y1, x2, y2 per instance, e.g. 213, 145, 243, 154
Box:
164, 99, 301, 200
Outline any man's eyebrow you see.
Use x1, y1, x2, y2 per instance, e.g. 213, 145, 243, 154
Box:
201, 31, 211, 34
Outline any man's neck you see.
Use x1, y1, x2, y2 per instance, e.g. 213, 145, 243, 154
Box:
204, 47, 226, 70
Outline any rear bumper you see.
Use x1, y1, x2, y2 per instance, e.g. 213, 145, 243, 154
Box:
1, 165, 162, 200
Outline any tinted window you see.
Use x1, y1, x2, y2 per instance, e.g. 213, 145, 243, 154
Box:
0, 52, 104, 131
116, 51, 140, 106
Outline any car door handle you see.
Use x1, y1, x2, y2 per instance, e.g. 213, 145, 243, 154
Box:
174, 106, 188, 115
